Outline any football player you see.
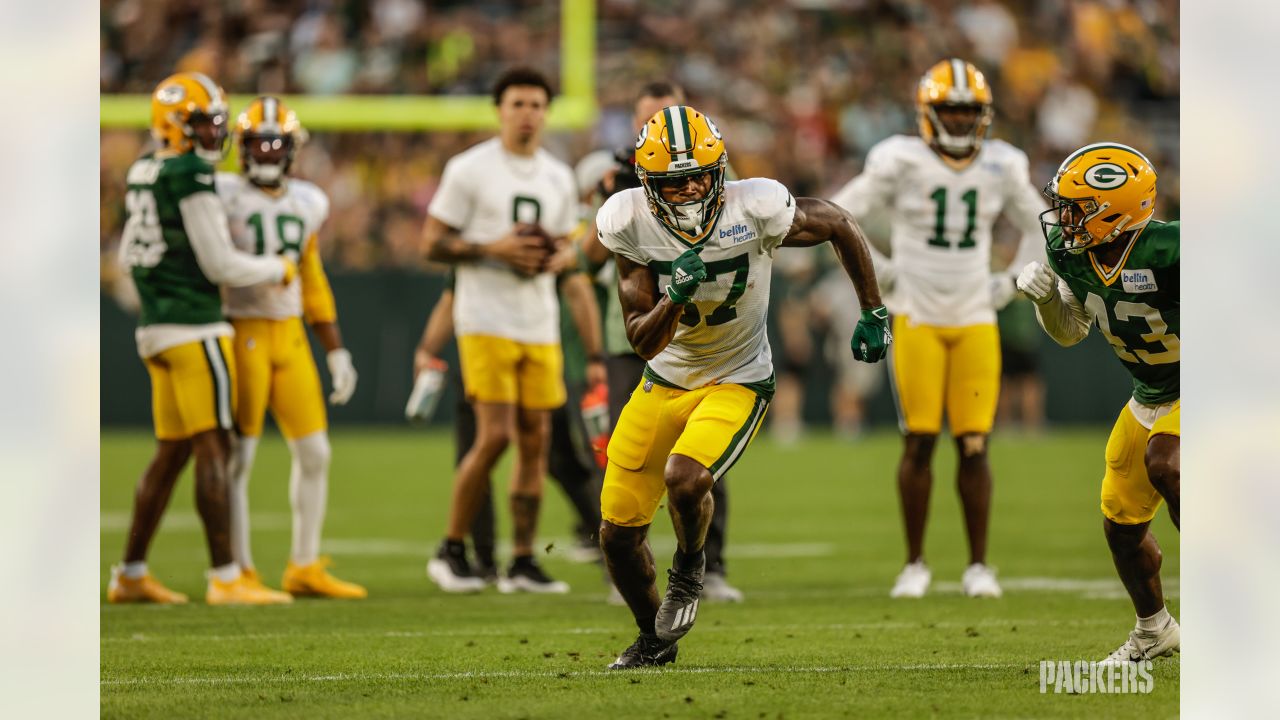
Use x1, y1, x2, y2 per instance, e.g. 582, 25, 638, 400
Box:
578, 81, 745, 604
597, 105, 890, 668
421, 67, 587, 593
1016, 142, 1180, 664
831, 58, 1046, 599
217, 97, 366, 599
108, 73, 295, 605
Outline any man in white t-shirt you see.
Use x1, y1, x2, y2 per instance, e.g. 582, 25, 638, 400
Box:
421, 67, 592, 594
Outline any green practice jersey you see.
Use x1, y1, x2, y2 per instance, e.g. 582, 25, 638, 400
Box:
1047, 220, 1179, 404
120, 152, 223, 326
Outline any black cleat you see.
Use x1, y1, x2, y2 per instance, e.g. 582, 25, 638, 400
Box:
607, 632, 678, 669
655, 555, 705, 643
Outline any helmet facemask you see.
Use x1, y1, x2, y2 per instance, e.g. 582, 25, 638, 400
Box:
1039, 181, 1133, 255
242, 132, 294, 187
923, 101, 992, 158
182, 107, 229, 163
637, 155, 727, 241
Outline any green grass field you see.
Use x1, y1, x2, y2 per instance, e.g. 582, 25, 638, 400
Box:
101, 428, 1179, 718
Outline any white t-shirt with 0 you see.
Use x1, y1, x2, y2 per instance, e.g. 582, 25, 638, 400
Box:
428, 137, 578, 345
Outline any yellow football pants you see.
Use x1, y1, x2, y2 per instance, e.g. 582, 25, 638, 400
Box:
1101, 399, 1180, 524
457, 333, 566, 410
601, 380, 768, 527
230, 317, 327, 440
144, 336, 237, 440
889, 315, 1000, 435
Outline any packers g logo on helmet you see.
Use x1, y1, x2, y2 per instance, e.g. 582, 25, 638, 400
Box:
1040, 142, 1157, 257
634, 105, 728, 244
149, 72, 229, 164
1083, 163, 1128, 190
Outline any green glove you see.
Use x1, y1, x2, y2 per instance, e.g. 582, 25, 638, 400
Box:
666, 248, 707, 304
851, 305, 892, 363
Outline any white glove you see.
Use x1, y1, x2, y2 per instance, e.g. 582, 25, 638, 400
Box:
1016, 261, 1059, 305
326, 348, 358, 405
989, 272, 1018, 311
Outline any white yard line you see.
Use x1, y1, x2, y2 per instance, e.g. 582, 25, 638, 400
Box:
101, 662, 1023, 687
103, 617, 1124, 644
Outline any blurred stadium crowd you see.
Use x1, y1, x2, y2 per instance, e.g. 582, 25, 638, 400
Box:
100, 0, 1179, 430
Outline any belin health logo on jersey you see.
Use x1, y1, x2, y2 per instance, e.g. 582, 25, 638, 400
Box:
1121, 268, 1159, 294
719, 224, 755, 244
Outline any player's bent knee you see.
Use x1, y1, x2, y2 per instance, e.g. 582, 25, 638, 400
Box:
601, 484, 652, 527
290, 432, 331, 476
902, 433, 937, 466
1102, 517, 1149, 552
664, 454, 712, 502
956, 433, 987, 458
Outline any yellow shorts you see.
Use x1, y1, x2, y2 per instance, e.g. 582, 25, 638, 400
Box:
1101, 399, 1181, 524
889, 316, 1000, 436
144, 336, 237, 441
457, 334, 566, 410
230, 317, 327, 440
601, 379, 768, 527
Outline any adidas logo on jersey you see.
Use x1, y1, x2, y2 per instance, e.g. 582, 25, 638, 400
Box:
1121, 269, 1158, 294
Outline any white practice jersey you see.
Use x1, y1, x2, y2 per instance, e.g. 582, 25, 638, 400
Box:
215, 173, 329, 320
428, 138, 578, 345
598, 178, 796, 390
831, 135, 1045, 327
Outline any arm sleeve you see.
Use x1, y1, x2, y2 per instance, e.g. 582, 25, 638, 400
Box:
1032, 279, 1092, 347
1000, 150, 1049, 273
427, 158, 473, 229
179, 192, 286, 287
300, 234, 338, 324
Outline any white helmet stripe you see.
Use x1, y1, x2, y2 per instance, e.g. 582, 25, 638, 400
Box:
665, 106, 690, 156
190, 72, 223, 109
950, 58, 968, 92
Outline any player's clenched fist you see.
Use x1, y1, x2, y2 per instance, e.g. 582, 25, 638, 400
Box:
851, 305, 891, 363
665, 248, 706, 304
1016, 261, 1059, 305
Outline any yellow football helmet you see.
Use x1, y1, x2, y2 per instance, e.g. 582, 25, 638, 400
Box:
634, 105, 728, 243
916, 58, 994, 158
1040, 142, 1157, 255
235, 96, 308, 187
149, 72, 229, 163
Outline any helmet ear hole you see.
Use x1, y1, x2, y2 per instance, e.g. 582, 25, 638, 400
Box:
1101, 213, 1122, 223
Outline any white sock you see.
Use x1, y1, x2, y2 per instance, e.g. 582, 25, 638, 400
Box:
209, 563, 241, 583
122, 561, 148, 579
288, 432, 331, 567
1136, 606, 1172, 632
227, 435, 260, 570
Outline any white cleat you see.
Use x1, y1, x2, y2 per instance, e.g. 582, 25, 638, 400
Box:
1100, 619, 1181, 665
961, 563, 1003, 598
890, 561, 931, 598
701, 572, 744, 603
426, 558, 486, 594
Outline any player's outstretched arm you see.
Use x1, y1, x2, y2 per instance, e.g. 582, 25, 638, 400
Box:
782, 198, 891, 362
615, 253, 686, 361
782, 198, 883, 310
